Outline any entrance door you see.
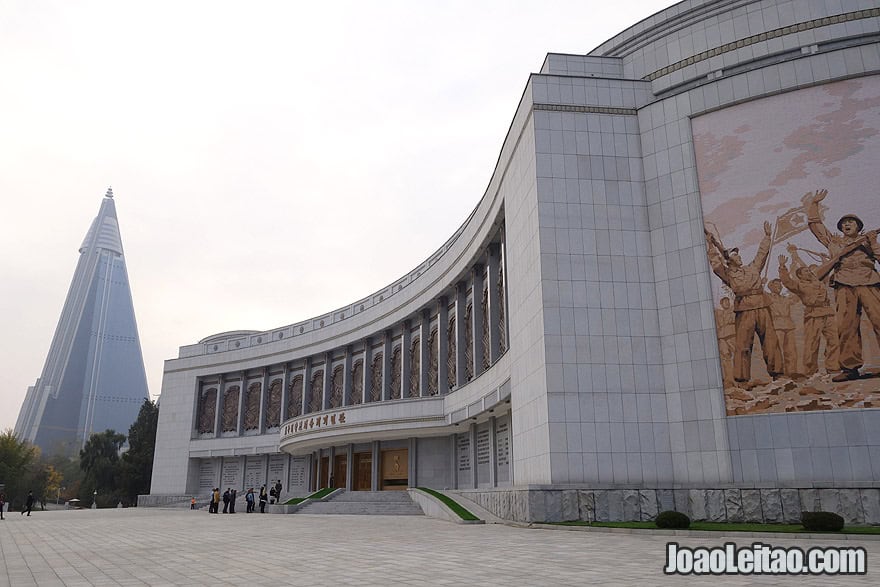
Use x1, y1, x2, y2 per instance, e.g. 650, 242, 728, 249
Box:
353, 452, 372, 491
380, 448, 408, 490
320, 457, 329, 488
333, 454, 347, 489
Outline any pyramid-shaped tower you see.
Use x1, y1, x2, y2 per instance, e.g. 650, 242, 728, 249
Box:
15, 188, 150, 455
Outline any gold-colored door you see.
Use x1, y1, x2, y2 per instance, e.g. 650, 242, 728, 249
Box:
333, 454, 347, 488
380, 448, 408, 490
354, 452, 372, 491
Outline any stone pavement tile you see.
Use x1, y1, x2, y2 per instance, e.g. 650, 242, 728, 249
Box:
1, 509, 879, 585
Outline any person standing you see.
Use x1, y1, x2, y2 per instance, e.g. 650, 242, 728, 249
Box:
259, 485, 268, 513
779, 253, 840, 376
222, 489, 230, 514
274, 480, 283, 501
767, 278, 802, 378
22, 491, 35, 516
229, 489, 237, 514
211, 488, 220, 514
190, 497, 196, 510
0, 492, 5, 520
806, 189, 880, 381
246, 488, 255, 513
714, 297, 736, 387
706, 222, 784, 386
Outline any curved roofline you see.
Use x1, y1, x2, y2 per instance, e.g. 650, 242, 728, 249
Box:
199, 330, 261, 344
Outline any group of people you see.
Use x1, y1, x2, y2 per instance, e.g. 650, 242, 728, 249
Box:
708, 189, 879, 388
0, 491, 36, 519
204, 480, 283, 514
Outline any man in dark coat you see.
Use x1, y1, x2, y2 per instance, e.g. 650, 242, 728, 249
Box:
222, 489, 230, 514
22, 491, 35, 516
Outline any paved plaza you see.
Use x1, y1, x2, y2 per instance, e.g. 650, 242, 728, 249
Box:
1, 508, 878, 586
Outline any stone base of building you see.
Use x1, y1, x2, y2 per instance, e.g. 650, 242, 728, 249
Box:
137, 494, 194, 508
454, 487, 880, 526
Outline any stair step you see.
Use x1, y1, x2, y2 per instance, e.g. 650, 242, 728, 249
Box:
294, 490, 423, 516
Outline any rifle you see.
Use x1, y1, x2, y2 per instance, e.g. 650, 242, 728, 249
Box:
814, 229, 878, 281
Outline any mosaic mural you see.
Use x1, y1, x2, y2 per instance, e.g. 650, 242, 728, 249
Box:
694, 76, 880, 415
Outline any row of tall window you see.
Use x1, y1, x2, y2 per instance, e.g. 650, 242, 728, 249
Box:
195, 250, 507, 436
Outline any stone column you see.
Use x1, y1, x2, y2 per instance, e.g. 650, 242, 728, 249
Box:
488, 416, 497, 488
371, 441, 380, 491
455, 282, 467, 388
346, 444, 354, 490
362, 339, 373, 403
302, 358, 312, 414
382, 331, 392, 401
487, 243, 501, 364
236, 372, 246, 435
469, 422, 478, 489
322, 352, 332, 411
437, 297, 448, 394
409, 438, 417, 488
401, 320, 411, 398
419, 309, 430, 397
214, 376, 223, 439
472, 263, 485, 378
258, 368, 268, 433
328, 446, 336, 488
342, 345, 353, 406
279, 363, 290, 424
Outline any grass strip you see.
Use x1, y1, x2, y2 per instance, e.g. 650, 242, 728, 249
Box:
417, 487, 479, 521
550, 520, 880, 534
283, 487, 337, 505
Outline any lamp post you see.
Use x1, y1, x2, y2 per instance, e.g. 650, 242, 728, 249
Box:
92, 490, 97, 509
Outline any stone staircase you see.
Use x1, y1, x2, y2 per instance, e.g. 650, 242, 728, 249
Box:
296, 490, 424, 515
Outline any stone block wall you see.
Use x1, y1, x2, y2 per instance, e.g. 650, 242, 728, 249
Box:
458, 487, 880, 525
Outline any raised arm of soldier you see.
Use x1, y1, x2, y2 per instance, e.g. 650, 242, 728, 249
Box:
786, 242, 807, 270
806, 189, 833, 246
778, 254, 801, 294
749, 221, 773, 270
867, 228, 880, 259
705, 228, 730, 284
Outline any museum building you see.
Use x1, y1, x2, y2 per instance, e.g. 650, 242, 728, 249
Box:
148, 0, 880, 524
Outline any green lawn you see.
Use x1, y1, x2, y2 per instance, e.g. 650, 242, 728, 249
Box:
550, 520, 880, 534
283, 487, 337, 505
416, 487, 480, 521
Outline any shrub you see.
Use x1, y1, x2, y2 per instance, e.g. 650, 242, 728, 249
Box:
655, 510, 691, 529
801, 511, 844, 532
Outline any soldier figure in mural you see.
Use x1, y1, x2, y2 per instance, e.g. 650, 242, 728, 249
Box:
779, 246, 840, 377
714, 296, 736, 387
806, 189, 880, 381
706, 221, 784, 387
766, 278, 802, 379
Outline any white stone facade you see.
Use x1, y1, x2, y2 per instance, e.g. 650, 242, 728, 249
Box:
149, 0, 880, 521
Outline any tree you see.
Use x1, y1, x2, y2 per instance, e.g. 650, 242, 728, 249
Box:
119, 399, 159, 503
0, 429, 40, 509
79, 429, 126, 506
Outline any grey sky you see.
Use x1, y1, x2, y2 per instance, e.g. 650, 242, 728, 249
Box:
0, 0, 673, 433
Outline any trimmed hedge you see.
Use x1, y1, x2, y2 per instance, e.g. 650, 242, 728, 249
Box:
801, 511, 844, 532
655, 510, 691, 529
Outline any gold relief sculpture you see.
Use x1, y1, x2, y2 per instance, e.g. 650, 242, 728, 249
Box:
351, 360, 364, 405
287, 376, 303, 419
309, 371, 323, 413
371, 353, 383, 402
447, 316, 456, 389
221, 385, 239, 432
197, 387, 217, 434
482, 282, 490, 369
464, 303, 474, 381
330, 366, 344, 408
409, 337, 420, 398
695, 77, 880, 415
266, 379, 282, 428
244, 382, 261, 430
498, 265, 507, 354
390, 346, 401, 399
428, 328, 439, 395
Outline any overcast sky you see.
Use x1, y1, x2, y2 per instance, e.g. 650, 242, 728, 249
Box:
0, 0, 673, 433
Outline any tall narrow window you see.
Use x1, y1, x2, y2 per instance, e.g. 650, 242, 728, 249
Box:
287, 376, 303, 419
351, 359, 364, 405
